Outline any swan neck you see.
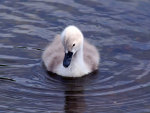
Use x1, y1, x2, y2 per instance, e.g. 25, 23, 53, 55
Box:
76, 42, 84, 62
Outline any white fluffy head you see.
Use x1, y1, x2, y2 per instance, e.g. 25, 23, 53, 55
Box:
61, 25, 84, 54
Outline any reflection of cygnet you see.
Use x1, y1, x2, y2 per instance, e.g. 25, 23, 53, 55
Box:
42, 25, 100, 77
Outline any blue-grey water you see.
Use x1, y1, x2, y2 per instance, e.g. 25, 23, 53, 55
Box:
0, 0, 150, 113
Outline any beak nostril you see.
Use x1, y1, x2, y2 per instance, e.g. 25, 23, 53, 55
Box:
67, 51, 73, 57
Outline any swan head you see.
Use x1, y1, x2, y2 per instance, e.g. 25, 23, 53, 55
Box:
61, 25, 84, 68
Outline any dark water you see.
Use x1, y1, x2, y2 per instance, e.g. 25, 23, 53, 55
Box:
0, 0, 150, 113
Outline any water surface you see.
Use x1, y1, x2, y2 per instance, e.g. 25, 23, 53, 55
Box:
0, 0, 150, 113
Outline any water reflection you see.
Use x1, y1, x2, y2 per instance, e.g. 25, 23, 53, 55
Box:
47, 71, 99, 113
63, 72, 99, 113
64, 85, 86, 113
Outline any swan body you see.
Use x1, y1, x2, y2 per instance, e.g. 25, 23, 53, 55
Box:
42, 25, 100, 77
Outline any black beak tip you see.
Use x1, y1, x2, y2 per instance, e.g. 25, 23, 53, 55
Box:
63, 57, 71, 68
63, 63, 69, 68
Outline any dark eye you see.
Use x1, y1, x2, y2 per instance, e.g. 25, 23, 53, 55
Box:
73, 43, 75, 47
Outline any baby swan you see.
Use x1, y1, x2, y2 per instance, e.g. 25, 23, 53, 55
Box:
42, 25, 100, 77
